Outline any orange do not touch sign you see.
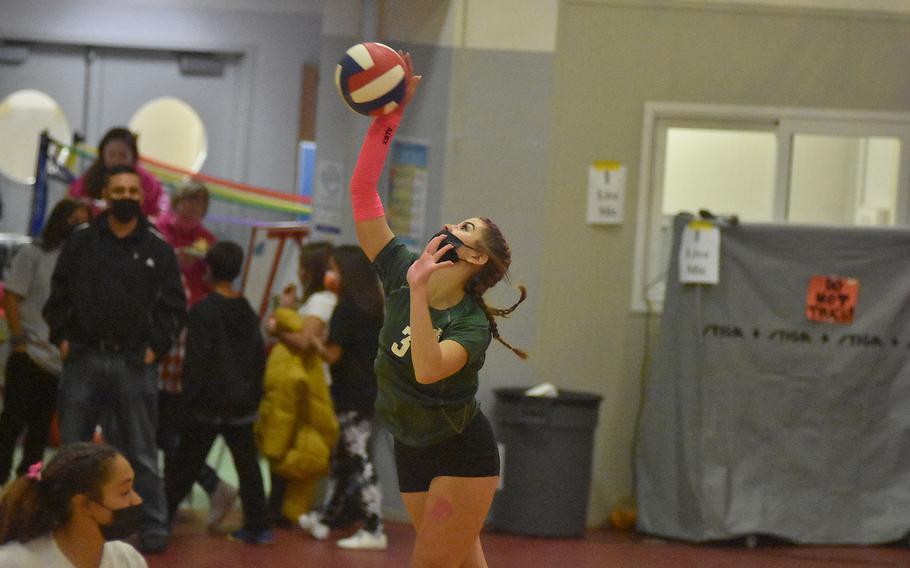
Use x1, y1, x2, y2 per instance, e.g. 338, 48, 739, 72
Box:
805, 275, 859, 324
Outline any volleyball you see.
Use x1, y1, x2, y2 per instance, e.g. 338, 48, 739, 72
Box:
335, 42, 407, 116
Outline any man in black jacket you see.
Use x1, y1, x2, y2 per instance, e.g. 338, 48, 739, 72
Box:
44, 165, 185, 554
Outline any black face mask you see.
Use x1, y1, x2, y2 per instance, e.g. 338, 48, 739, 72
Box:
432, 230, 469, 264
99, 502, 143, 541
109, 199, 142, 223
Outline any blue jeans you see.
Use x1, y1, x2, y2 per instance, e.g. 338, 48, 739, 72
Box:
58, 346, 168, 538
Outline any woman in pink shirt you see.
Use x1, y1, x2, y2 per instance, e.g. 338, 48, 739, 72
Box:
68, 127, 169, 220
155, 181, 217, 307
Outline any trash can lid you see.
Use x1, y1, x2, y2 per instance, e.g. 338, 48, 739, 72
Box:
493, 387, 603, 408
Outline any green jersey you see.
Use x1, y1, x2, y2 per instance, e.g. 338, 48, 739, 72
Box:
373, 238, 492, 447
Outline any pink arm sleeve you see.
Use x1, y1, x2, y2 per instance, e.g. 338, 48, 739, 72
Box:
350, 113, 401, 222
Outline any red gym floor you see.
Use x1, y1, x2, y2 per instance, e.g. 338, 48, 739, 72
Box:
145, 510, 910, 568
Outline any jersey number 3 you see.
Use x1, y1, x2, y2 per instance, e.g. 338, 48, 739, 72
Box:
391, 326, 412, 357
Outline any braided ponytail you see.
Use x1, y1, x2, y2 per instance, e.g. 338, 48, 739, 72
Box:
465, 218, 529, 360
473, 290, 528, 360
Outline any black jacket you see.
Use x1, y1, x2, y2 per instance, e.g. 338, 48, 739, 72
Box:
181, 293, 265, 419
43, 212, 186, 357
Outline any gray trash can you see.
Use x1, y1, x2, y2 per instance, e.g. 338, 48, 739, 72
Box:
489, 388, 602, 538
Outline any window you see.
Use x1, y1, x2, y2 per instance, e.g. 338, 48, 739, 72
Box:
0, 89, 72, 184
632, 103, 910, 312
129, 96, 207, 173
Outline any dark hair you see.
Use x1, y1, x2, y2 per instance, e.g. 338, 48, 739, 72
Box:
465, 218, 528, 359
331, 245, 383, 318
82, 128, 140, 199
205, 241, 244, 282
0, 443, 120, 544
101, 164, 140, 192
172, 180, 210, 215
299, 241, 333, 303
39, 198, 89, 252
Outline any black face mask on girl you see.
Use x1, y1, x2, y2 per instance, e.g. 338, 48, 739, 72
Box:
109, 199, 142, 223
98, 502, 143, 541
432, 229, 475, 264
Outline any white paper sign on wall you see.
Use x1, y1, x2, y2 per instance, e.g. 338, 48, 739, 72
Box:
587, 161, 625, 225
679, 220, 720, 284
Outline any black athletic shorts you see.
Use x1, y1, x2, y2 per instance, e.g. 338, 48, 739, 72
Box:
394, 411, 500, 493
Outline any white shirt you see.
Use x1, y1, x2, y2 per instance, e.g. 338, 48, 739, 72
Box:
298, 290, 336, 323
0, 535, 147, 568
298, 290, 337, 385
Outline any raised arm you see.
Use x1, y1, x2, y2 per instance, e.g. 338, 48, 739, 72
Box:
406, 235, 469, 384
350, 52, 421, 261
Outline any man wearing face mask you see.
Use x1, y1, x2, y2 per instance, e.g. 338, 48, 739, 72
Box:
43, 165, 186, 555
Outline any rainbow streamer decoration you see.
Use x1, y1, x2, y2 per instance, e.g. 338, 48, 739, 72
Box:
52, 138, 312, 217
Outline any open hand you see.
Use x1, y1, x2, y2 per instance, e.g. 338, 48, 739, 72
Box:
407, 234, 454, 290
396, 51, 422, 113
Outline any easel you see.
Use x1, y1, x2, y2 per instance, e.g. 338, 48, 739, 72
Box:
240, 222, 311, 320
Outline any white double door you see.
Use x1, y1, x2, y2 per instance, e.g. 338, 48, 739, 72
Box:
0, 41, 245, 233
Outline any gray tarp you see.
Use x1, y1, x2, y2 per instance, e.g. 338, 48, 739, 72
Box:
635, 213, 910, 544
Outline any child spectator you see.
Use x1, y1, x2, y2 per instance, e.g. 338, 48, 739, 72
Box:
298, 245, 387, 549
256, 242, 338, 526
154, 181, 236, 530
0, 442, 147, 567
164, 241, 271, 545
0, 199, 89, 485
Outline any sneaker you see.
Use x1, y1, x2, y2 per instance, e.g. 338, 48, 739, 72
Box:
336, 529, 387, 550
228, 528, 275, 546
311, 522, 330, 540
137, 532, 169, 555
297, 511, 320, 530
207, 481, 238, 530
298, 511, 329, 540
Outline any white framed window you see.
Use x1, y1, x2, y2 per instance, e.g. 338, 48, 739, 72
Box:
632, 102, 910, 312
0, 89, 72, 184
129, 96, 208, 173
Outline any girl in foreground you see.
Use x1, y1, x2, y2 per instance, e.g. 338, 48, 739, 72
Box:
349, 52, 526, 568
0, 443, 147, 567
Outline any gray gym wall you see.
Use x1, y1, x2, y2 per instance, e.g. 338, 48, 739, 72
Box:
543, 0, 910, 525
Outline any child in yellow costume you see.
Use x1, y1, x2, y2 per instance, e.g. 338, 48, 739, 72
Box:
257, 306, 339, 522
256, 242, 340, 524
